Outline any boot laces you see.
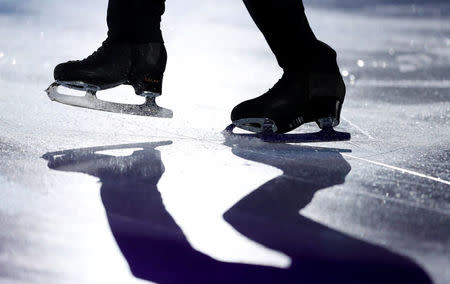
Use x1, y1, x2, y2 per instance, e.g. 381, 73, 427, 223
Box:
83, 39, 113, 63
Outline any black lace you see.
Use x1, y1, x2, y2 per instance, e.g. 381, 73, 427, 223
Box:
83, 39, 113, 63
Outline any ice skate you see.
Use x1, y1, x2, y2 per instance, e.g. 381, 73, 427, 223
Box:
46, 40, 172, 118
228, 70, 350, 142
229, 0, 350, 140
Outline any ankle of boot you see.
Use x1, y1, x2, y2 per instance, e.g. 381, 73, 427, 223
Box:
107, 30, 164, 45
282, 41, 340, 74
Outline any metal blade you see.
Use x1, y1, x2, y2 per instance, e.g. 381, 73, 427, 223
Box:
223, 124, 351, 143
45, 82, 173, 118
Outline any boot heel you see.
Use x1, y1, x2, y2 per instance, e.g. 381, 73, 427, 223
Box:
133, 74, 164, 97
309, 98, 342, 129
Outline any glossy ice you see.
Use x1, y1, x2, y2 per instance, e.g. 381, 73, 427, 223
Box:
0, 0, 448, 283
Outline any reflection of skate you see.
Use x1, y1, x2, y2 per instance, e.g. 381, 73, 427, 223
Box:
45, 40, 172, 118
224, 124, 351, 143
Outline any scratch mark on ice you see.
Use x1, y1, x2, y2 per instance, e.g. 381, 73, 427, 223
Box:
343, 154, 450, 186
341, 117, 376, 140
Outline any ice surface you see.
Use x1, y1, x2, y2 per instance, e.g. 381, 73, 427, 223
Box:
0, 0, 449, 284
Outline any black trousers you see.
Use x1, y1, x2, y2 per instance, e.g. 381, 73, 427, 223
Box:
107, 0, 338, 72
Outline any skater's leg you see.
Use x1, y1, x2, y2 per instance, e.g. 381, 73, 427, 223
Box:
107, 0, 166, 43
243, 0, 338, 72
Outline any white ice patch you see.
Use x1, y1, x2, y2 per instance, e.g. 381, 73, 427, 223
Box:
158, 140, 291, 268
95, 148, 144, 157
396, 53, 433, 73
355, 79, 450, 88
96, 85, 146, 105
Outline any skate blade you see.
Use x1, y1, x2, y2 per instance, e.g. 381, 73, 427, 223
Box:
224, 124, 351, 143
232, 118, 278, 134
45, 82, 173, 118
56, 81, 102, 92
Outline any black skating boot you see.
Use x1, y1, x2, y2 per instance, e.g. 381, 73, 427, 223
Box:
54, 39, 167, 96
47, 39, 171, 117
232, 0, 346, 134
231, 42, 345, 134
231, 69, 345, 134
47, 0, 170, 117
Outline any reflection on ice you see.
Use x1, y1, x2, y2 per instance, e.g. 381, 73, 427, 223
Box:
41, 140, 431, 283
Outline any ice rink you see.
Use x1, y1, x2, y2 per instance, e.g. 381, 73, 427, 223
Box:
0, 0, 449, 283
